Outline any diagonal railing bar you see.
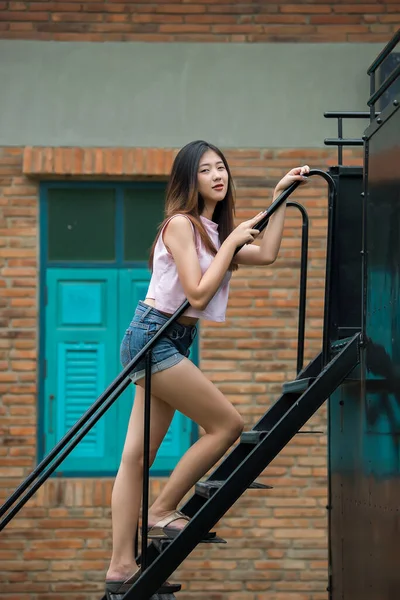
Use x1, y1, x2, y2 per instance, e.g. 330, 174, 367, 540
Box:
368, 62, 400, 108
0, 170, 330, 531
367, 28, 400, 75
367, 29, 400, 119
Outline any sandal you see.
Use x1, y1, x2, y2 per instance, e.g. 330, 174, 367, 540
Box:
105, 568, 140, 594
147, 510, 190, 539
105, 569, 177, 599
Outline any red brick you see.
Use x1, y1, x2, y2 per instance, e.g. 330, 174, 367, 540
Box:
348, 32, 392, 41
310, 14, 361, 24
316, 23, 370, 33
280, 4, 332, 12
8, 0, 28, 7
185, 14, 236, 23
0, 10, 49, 20
379, 14, 400, 22
254, 14, 308, 24
133, 13, 183, 22
159, 23, 210, 32
156, 3, 206, 13
31, 2, 78, 10
333, 3, 382, 12
51, 12, 103, 22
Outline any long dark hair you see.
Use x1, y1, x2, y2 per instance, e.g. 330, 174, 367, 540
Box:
149, 140, 237, 270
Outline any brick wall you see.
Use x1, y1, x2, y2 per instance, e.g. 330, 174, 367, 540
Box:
0, 145, 362, 599
0, 1, 397, 42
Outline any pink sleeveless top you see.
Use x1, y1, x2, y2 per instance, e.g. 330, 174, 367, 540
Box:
146, 214, 231, 322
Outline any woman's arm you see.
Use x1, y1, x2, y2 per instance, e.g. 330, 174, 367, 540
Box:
235, 165, 310, 266
235, 194, 286, 266
164, 214, 261, 310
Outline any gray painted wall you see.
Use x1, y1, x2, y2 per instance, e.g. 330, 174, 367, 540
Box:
0, 40, 381, 148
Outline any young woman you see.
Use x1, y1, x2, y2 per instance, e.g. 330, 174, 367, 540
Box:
105, 140, 309, 593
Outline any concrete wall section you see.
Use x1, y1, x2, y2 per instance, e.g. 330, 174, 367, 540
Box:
0, 41, 381, 148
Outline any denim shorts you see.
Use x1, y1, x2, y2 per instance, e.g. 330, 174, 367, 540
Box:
120, 301, 198, 384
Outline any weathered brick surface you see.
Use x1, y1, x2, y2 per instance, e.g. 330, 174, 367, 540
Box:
0, 1, 397, 42
0, 145, 362, 598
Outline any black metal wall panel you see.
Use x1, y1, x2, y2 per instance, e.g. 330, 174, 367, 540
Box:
327, 166, 363, 340
329, 102, 400, 600
327, 167, 363, 600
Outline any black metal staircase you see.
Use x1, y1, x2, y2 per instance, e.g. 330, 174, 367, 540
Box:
0, 169, 361, 600
104, 334, 360, 600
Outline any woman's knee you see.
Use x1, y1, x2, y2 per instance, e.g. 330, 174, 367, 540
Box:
213, 411, 244, 444
228, 412, 245, 441
121, 445, 158, 470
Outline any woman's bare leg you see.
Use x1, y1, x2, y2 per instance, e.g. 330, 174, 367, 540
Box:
106, 387, 175, 581
145, 358, 244, 529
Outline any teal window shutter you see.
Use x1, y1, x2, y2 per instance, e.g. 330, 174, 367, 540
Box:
57, 342, 106, 459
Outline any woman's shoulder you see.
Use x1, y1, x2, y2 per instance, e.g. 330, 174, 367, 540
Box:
162, 214, 197, 246
163, 214, 196, 236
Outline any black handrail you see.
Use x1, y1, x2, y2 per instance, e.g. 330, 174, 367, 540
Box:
368, 62, 400, 107
287, 201, 309, 374
367, 29, 400, 75
0, 170, 333, 531
323, 111, 378, 165
367, 29, 400, 118
324, 139, 364, 146
324, 111, 376, 119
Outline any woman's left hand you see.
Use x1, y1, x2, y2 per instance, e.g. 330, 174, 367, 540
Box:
274, 165, 310, 195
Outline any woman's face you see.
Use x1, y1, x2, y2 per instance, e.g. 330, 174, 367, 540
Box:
197, 149, 228, 204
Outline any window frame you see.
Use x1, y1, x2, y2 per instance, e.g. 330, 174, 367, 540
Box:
42, 180, 167, 268
38, 181, 199, 477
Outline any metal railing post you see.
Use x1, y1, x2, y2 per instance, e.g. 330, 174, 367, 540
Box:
141, 351, 152, 571
287, 201, 309, 374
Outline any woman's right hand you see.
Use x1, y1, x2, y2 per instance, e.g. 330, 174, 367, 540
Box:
227, 211, 267, 248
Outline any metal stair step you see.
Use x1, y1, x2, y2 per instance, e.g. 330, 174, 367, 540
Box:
282, 377, 316, 394
108, 594, 177, 600
107, 581, 180, 599
240, 430, 268, 444
241, 429, 323, 445
196, 479, 272, 499
331, 335, 359, 354
153, 534, 227, 553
